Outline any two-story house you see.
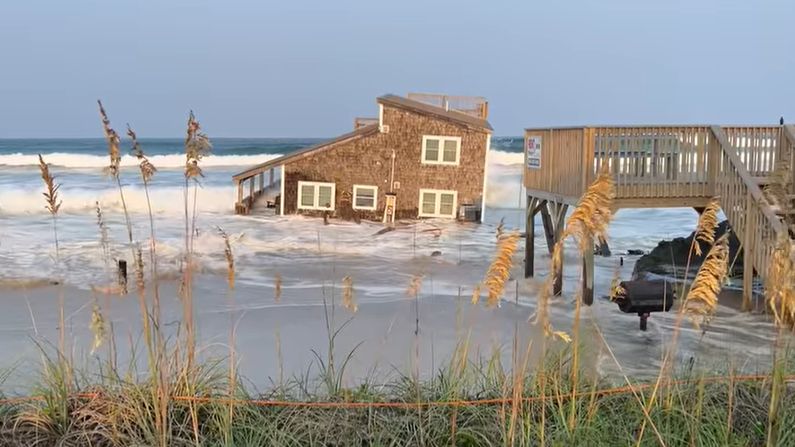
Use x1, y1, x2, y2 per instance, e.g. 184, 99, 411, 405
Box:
232, 93, 492, 222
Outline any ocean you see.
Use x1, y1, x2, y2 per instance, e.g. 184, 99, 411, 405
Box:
0, 137, 779, 386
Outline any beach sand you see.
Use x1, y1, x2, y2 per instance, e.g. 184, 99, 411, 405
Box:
0, 276, 547, 393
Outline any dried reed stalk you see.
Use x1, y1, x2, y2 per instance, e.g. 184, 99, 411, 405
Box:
535, 168, 615, 342
684, 234, 730, 327
184, 111, 212, 180
341, 276, 357, 313
97, 100, 121, 178
765, 233, 795, 329
559, 168, 615, 255
471, 283, 482, 305
483, 232, 521, 307
134, 247, 145, 293
407, 274, 424, 298
217, 227, 235, 290
764, 161, 791, 210
37, 154, 67, 359
274, 273, 282, 302
97, 101, 134, 246
89, 303, 107, 355
37, 154, 62, 254
95, 201, 110, 269
37, 155, 62, 217
128, 125, 157, 182
693, 197, 721, 257
495, 217, 505, 240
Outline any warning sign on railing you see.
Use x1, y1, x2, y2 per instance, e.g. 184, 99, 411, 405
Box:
527, 136, 542, 169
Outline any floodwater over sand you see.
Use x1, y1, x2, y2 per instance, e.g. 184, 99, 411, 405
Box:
0, 138, 783, 391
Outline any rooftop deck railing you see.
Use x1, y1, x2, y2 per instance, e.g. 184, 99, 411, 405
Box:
407, 93, 489, 119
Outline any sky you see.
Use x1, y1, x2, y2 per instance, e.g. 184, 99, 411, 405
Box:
0, 0, 793, 138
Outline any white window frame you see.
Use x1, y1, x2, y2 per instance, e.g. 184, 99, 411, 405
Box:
352, 184, 378, 211
418, 189, 458, 218
421, 135, 461, 166
297, 181, 336, 211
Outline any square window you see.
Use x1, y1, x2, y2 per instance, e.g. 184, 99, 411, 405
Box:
422, 136, 460, 165
353, 185, 377, 210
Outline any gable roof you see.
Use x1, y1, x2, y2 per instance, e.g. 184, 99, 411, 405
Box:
232, 123, 379, 181
377, 94, 493, 132
232, 93, 492, 181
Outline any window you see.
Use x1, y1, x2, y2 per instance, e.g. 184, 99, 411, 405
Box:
352, 185, 378, 210
297, 181, 336, 211
418, 189, 458, 218
422, 136, 461, 165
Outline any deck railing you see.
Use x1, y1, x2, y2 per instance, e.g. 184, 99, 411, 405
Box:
234, 167, 280, 215
407, 93, 489, 119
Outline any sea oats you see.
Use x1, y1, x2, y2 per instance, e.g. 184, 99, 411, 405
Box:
342, 276, 357, 313
217, 227, 235, 290
274, 273, 282, 302
765, 233, 795, 328
471, 283, 482, 305
134, 247, 145, 293
684, 234, 730, 327
483, 232, 520, 307
89, 303, 107, 355
407, 274, 424, 298
37, 155, 61, 216
127, 125, 157, 183
763, 161, 791, 210
97, 100, 121, 178
693, 197, 720, 257
184, 111, 212, 180
559, 168, 616, 255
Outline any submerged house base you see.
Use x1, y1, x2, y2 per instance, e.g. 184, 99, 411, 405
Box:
233, 93, 493, 222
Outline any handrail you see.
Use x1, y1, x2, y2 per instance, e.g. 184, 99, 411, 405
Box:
710, 126, 786, 234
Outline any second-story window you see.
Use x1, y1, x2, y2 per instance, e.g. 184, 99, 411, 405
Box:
422, 136, 461, 165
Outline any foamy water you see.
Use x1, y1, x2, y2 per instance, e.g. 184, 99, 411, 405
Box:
0, 137, 783, 381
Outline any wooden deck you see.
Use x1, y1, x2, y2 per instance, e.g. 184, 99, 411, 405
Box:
524, 125, 795, 308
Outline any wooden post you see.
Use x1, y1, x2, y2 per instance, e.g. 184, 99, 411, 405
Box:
539, 201, 555, 254
249, 177, 255, 207
259, 172, 264, 195
596, 236, 611, 257
525, 196, 538, 278
742, 194, 755, 311
270, 167, 275, 186
582, 235, 595, 305
553, 203, 567, 296
236, 180, 243, 214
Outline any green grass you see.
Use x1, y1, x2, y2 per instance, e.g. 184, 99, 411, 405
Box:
1, 343, 793, 446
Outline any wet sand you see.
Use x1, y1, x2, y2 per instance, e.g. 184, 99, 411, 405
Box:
0, 276, 546, 393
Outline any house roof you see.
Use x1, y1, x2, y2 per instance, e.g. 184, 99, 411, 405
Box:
232, 94, 492, 181
377, 94, 493, 132
232, 123, 379, 181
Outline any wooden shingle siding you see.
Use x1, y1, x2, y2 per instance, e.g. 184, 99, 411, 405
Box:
283, 103, 490, 220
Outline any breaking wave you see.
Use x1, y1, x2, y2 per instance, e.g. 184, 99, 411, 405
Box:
0, 152, 282, 169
